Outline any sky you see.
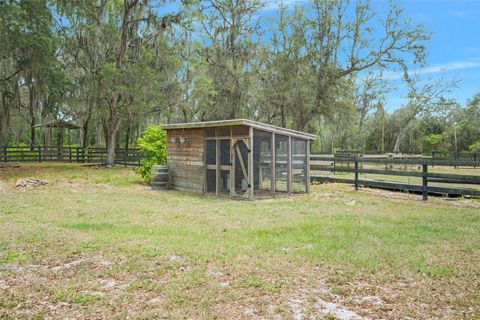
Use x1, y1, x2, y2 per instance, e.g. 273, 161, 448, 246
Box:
376, 0, 480, 110
263, 0, 480, 111
163, 0, 480, 111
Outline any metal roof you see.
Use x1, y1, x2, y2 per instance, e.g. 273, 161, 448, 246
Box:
161, 119, 316, 140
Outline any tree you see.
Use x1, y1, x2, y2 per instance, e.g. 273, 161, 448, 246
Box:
293, 0, 430, 131
0, 0, 57, 147
198, 0, 263, 120
57, 0, 179, 165
392, 78, 457, 152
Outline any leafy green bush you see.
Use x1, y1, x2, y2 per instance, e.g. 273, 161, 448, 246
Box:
135, 125, 167, 183
422, 132, 451, 153
469, 141, 480, 153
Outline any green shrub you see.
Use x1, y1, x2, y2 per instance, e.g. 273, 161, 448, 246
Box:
469, 141, 480, 153
135, 125, 167, 183
422, 132, 451, 153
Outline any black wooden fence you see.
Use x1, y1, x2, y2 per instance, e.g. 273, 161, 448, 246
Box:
0, 146, 147, 166
3, 146, 480, 199
310, 155, 480, 199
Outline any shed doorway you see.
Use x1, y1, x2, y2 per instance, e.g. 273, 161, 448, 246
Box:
231, 138, 251, 199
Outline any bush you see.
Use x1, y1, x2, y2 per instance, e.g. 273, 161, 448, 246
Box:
135, 125, 167, 183
469, 141, 480, 153
422, 132, 451, 153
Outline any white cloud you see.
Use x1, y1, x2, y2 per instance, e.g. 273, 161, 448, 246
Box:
449, 10, 467, 17
261, 0, 307, 11
383, 61, 480, 80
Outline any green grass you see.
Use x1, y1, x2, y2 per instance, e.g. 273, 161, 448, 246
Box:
0, 163, 479, 319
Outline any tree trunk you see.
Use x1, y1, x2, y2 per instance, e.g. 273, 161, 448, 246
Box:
393, 130, 403, 153
106, 95, 121, 166
95, 119, 104, 147
104, 0, 136, 165
106, 121, 120, 166
26, 73, 38, 149
30, 115, 36, 148
0, 91, 10, 146
125, 122, 130, 149
82, 121, 89, 148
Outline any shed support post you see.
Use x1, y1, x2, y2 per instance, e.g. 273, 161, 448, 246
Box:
230, 138, 235, 198
248, 127, 254, 200
422, 162, 428, 201
287, 136, 292, 195
306, 140, 310, 193
271, 132, 276, 197
216, 139, 220, 195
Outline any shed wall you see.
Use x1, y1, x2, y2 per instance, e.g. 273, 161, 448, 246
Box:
166, 128, 204, 193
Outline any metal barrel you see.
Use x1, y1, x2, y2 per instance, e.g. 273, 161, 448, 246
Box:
150, 165, 169, 190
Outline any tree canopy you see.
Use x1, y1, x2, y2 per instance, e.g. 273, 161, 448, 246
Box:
1, 0, 478, 162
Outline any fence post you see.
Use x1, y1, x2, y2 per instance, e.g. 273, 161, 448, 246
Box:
69, 147, 72, 163
354, 157, 359, 191
422, 162, 428, 201
38, 146, 42, 163
4, 146, 7, 163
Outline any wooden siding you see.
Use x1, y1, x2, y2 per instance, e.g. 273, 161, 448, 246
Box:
166, 128, 204, 193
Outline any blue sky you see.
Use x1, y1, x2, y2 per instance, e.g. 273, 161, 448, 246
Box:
164, 0, 480, 111
378, 0, 480, 110
262, 0, 480, 110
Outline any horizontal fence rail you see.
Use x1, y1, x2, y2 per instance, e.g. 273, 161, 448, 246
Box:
310, 155, 480, 199
0, 146, 147, 166
2, 147, 480, 199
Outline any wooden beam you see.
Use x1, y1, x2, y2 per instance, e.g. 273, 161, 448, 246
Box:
202, 129, 207, 193
248, 127, 254, 200
287, 136, 292, 195
271, 132, 276, 197
236, 144, 248, 181
162, 119, 316, 141
216, 139, 220, 195
230, 139, 235, 197
306, 140, 310, 193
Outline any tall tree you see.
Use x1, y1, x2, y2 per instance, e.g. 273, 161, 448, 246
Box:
198, 0, 263, 120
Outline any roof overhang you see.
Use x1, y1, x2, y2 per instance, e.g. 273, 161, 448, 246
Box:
161, 119, 317, 140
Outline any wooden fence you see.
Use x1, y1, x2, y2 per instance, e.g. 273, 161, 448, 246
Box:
310, 155, 480, 199
3, 146, 480, 199
0, 146, 147, 166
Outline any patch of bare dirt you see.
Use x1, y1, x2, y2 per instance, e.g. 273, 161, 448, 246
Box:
0, 163, 21, 170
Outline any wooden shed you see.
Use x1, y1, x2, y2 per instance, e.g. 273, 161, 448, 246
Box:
162, 119, 316, 199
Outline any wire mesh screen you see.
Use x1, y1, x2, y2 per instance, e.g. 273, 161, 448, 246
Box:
219, 139, 231, 195
253, 130, 272, 196
275, 135, 288, 192
233, 140, 250, 197
292, 138, 307, 193
206, 140, 216, 165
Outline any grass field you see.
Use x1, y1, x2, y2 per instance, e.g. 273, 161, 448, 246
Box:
1, 163, 480, 319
